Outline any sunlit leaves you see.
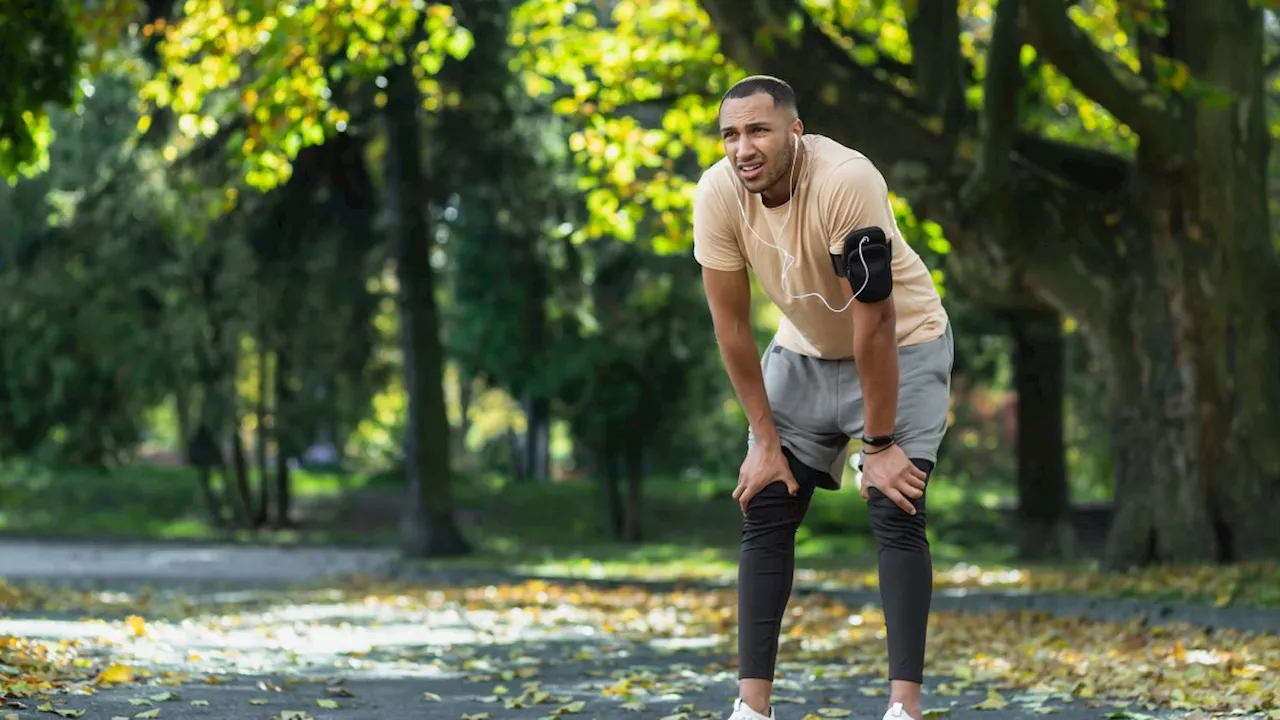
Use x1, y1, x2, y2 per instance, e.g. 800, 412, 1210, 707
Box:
139, 0, 473, 191
0, 0, 84, 182
511, 0, 732, 249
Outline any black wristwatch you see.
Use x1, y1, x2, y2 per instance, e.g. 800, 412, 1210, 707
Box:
862, 434, 895, 448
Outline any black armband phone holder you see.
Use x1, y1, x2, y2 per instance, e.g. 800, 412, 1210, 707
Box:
830, 226, 893, 303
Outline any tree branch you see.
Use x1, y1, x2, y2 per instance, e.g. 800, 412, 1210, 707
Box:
962, 0, 1025, 208
906, 0, 966, 133
699, 0, 954, 168
1021, 0, 1184, 166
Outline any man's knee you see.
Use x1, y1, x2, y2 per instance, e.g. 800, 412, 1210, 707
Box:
741, 448, 818, 542
867, 458, 932, 553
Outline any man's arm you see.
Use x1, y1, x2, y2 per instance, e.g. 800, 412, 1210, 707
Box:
824, 159, 900, 440
691, 168, 780, 444
852, 291, 897, 438
702, 266, 779, 447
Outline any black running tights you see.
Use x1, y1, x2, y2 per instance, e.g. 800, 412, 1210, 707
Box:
738, 447, 933, 683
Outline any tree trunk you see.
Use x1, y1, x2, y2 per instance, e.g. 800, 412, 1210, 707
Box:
454, 373, 475, 465
1008, 307, 1074, 560
273, 344, 294, 528
621, 432, 645, 543
253, 332, 271, 527
383, 36, 470, 558
598, 434, 624, 541
1091, 1, 1280, 568
523, 393, 551, 482
230, 426, 256, 527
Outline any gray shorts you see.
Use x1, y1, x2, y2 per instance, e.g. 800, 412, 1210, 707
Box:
749, 323, 954, 491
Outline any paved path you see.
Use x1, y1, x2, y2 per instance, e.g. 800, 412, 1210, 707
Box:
0, 540, 1247, 719
6, 608, 1184, 720
0, 537, 396, 584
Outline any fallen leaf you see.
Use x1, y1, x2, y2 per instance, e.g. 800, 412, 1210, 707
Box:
973, 690, 1009, 711
94, 663, 135, 685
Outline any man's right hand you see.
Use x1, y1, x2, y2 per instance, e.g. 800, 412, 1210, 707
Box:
732, 441, 799, 514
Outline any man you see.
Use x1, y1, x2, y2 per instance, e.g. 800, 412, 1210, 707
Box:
692, 75, 953, 720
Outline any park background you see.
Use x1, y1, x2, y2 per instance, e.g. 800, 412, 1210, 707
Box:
4, 0, 1280, 594
1, 2, 1280, 716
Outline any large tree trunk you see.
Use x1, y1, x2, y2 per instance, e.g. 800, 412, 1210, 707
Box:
1009, 307, 1074, 560
1087, 1, 1280, 567
383, 32, 470, 558
699, 0, 1280, 567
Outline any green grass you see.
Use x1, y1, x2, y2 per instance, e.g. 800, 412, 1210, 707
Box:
414, 469, 1018, 579
0, 459, 395, 546
0, 459, 1015, 564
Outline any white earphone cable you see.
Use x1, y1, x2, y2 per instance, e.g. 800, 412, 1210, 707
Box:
732, 133, 872, 313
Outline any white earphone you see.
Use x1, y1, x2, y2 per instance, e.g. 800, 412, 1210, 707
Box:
732, 132, 872, 313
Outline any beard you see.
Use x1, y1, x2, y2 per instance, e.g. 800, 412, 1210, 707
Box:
741, 141, 796, 196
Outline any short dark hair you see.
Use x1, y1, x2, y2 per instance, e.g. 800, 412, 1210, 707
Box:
719, 75, 798, 117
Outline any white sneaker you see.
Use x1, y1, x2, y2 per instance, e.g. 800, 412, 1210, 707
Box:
728, 697, 775, 720
883, 702, 919, 720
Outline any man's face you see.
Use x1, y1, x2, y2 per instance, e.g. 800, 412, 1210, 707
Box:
719, 92, 800, 196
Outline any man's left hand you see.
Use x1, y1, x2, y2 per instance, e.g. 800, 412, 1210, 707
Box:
860, 443, 927, 514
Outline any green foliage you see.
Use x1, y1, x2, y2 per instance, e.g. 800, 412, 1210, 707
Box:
0, 0, 83, 181
0, 64, 181, 463
140, 0, 475, 191
510, 0, 733, 250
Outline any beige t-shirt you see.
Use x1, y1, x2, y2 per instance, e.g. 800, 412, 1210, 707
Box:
693, 134, 947, 359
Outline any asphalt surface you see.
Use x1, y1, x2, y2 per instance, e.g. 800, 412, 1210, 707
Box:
18, 642, 1189, 720
0, 540, 1238, 719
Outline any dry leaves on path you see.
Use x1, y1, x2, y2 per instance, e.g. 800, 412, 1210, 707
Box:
510, 556, 1280, 609
332, 579, 1279, 716
1, 577, 1277, 718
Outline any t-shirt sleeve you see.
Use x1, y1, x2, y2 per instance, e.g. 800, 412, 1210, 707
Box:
692, 170, 746, 271
820, 157, 898, 256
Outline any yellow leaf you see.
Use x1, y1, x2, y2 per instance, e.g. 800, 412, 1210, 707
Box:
94, 663, 135, 685
135, 710, 161, 719
316, 699, 339, 709
125, 615, 148, 636
973, 690, 1009, 711
818, 710, 852, 718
